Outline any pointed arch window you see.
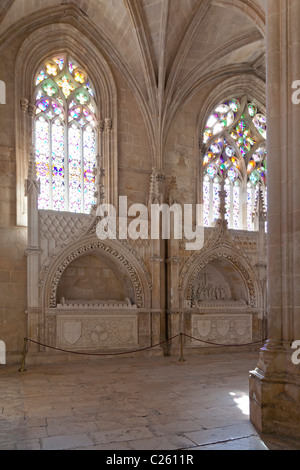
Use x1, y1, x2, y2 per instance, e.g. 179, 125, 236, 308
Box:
34, 54, 97, 214
201, 96, 267, 231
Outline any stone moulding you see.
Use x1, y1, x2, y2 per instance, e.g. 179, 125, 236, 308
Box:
56, 298, 136, 309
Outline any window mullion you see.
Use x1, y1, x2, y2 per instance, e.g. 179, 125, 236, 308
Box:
81, 127, 84, 213
49, 120, 53, 210
65, 118, 69, 212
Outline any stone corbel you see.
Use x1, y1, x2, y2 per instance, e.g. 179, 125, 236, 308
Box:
20, 98, 29, 113
28, 103, 37, 118
199, 141, 207, 155
104, 117, 112, 131
97, 120, 105, 133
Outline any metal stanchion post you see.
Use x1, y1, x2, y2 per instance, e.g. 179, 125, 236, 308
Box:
18, 338, 28, 372
179, 333, 185, 362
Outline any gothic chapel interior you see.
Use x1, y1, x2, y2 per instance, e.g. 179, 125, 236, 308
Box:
0, 0, 300, 449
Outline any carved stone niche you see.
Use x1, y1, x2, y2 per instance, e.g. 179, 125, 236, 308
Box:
188, 258, 255, 348
47, 252, 144, 351
191, 259, 248, 308
56, 253, 134, 306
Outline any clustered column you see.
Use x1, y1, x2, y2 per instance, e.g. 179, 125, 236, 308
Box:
249, 0, 300, 438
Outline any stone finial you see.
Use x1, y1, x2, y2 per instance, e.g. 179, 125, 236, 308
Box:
93, 154, 105, 205
168, 176, 180, 205
218, 179, 227, 222
148, 167, 163, 206
253, 184, 267, 223
25, 147, 40, 196
27, 147, 37, 181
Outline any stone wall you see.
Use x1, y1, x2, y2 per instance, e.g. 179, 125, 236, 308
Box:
0, 43, 28, 363
0, 1, 267, 365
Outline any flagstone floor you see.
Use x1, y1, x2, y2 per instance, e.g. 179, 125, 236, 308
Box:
1, 351, 299, 451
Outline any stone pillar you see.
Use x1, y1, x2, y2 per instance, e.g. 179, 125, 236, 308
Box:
24, 148, 41, 351
249, 0, 300, 438
165, 176, 182, 351
148, 168, 167, 346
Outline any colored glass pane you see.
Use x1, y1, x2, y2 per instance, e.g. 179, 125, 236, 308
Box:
51, 119, 65, 211
36, 116, 50, 209
213, 180, 220, 221
74, 70, 85, 84
84, 83, 94, 97
36, 70, 47, 85
34, 53, 97, 214
46, 63, 58, 76
57, 75, 75, 99
225, 182, 231, 225
233, 185, 240, 229
229, 99, 240, 113
202, 96, 267, 231
247, 103, 257, 117
53, 57, 64, 70
203, 177, 210, 227
83, 125, 96, 213
253, 114, 267, 139
76, 92, 88, 105
206, 165, 217, 179
42, 82, 57, 97
68, 123, 82, 213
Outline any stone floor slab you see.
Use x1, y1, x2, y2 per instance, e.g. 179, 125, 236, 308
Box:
1, 352, 300, 450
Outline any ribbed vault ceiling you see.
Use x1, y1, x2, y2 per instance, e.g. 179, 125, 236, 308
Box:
0, 0, 266, 164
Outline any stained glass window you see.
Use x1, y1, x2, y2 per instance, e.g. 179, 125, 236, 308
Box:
202, 96, 267, 230
34, 54, 97, 213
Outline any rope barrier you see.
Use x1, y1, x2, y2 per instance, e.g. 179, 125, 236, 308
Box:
182, 333, 267, 348
25, 335, 180, 355
18, 335, 180, 372
18, 333, 267, 372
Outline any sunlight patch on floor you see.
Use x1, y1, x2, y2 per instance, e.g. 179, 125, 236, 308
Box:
229, 391, 249, 416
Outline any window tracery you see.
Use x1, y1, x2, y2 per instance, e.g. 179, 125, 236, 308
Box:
34, 54, 97, 214
202, 96, 267, 231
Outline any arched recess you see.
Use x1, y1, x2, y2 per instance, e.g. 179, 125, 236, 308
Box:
180, 245, 263, 310
41, 235, 152, 311
32, 235, 153, 353
15, 22, 118, 226
56, 253, 134, 305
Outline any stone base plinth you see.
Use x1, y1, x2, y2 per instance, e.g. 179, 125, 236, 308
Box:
249, 367, 300, 439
